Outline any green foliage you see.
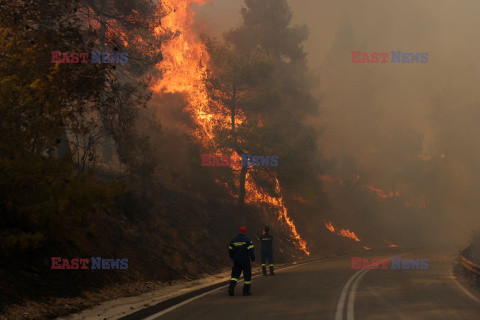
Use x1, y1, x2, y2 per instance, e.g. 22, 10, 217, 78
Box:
202, 0, 325, 204
203, 36, 274, 119
0, 28, 65, 157
0, 156, 124, 257
226, 0, 309, 61
83, 0, 163, 180
0, 5, 124, 257
0, 232, 45, 256
202, 36, 279, 205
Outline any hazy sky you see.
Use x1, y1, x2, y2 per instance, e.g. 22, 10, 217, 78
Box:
193, 0, 480, 244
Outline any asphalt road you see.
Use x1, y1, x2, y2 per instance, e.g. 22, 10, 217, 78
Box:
132, 248, 480, 320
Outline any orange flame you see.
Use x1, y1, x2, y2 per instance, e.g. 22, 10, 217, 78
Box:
324, 221, 361, 242
153, 0, 309, 255
153, 0, 218, 142
364, 185, 399, 199
320, 174, 402, 201
324, 221, 335, 232
319, 174, 344, 186
338, 228, 361, 242
384, 240, 399, 248
246, 174, 309, 256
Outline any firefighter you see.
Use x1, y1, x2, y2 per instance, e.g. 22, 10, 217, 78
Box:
259, 226, 275, 276
228, 226, 255, 296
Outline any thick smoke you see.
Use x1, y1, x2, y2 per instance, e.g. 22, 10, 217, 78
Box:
193, 0, 480, 247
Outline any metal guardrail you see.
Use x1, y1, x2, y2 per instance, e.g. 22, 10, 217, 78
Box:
461, 254, 480, 286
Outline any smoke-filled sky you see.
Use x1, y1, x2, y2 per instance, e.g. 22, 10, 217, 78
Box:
194, 0, 480, 245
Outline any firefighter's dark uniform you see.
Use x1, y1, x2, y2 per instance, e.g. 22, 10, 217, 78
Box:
260, 232, 274, 275
228, 234, 255, 294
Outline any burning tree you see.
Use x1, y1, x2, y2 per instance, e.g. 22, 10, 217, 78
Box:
203, 36, 276, 207
225, 0, 324, 203
152, 0, 313, 255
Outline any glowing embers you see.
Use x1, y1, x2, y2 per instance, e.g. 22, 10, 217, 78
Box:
320, 173, 407, 202
365, 185, 400, 199
324, 221, 361, 242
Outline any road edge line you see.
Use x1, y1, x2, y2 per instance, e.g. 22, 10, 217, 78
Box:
346, 268, 369, 320
450, 274, 480, 305
140, 255, 345, 320
334, 268, 367, 320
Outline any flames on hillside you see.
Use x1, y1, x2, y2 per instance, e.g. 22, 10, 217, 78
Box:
324, 221, 361, 242
320, 170, 407, 247
153, 0, 215, 142
324, 221, 399, 249
152, 0, 309, 255
320, 172, 427, 208
246, 174, 309, 255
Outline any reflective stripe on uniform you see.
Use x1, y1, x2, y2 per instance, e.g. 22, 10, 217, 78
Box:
231, 278, 238, 282
244, 281, 251, 284
261, 264, 266, 266
269, 264, 274, 267
229, 246, 233, 249
247, 245, 254, 249
233, 242, 246, 246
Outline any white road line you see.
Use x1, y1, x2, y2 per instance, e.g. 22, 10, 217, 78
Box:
143, 289, 220, 320
144, 271, 265, 319
145, 259, 331, 320
450, 275, 480, 305
334, 268, 369, 320
144, 270, 272, 320
346, 268, 370, 320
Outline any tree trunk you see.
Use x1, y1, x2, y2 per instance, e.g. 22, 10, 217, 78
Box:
98, 0, 114, 162
230, 83, 248, 208
56, 126, 71, 159
238, 157, 248, 208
